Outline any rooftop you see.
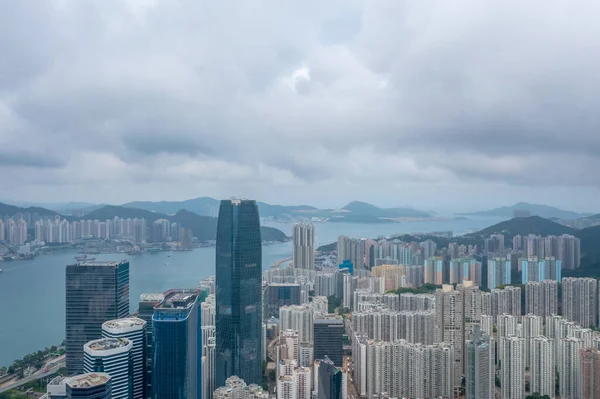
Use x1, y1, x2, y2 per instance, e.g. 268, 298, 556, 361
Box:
85, 337, 131, 352
69, 260, 128, 267
103, 317, 146, 331
140, 293, 165, 302
157, 289, 198, 309
67, 373, 111, 389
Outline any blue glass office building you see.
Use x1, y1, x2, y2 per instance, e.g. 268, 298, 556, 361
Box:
215, 199, 263, 386
152, 290, 201, 399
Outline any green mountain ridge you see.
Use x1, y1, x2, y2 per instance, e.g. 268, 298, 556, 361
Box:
459, 202, 590, 219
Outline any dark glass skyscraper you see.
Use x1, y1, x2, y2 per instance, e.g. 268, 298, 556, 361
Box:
152, 289, 201, 399
215, 199, 263, 386
317, 357, 344, 399
66, 261, 130, 375
314, 315, 344, 367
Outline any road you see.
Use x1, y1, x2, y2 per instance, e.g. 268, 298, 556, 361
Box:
0, 355, 65, 394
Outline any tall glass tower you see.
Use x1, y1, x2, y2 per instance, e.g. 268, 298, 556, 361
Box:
66, 261, 130, 375
215, 199, 263, 386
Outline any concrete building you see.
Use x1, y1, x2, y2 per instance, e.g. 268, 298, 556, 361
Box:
267, 283, 302, 318
101, 318, 146, 399
521, 257, 562, 283
65, 373, 112, 399
83, 338, 132, 399
293, 223, 315, 270
525, 280, 558, 317
424, 256, 444, 285
434, 284, 464, 383
559, 336, 584, 399
465, 326, 494, 399
562, 278, 598, 328
279, 304, 314, 343
488, 257, 511, 289
497, 314, 518, 365
580, 347, 600, 399
65, 261, 130, 375
521, 314, 543, 369
530, 336, 555, 399
213, 376, 269, 399
491, 286, 521, 321
337, 235, 365, 271
501, 336, 525, 399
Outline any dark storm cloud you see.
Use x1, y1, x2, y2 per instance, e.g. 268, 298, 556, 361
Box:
0, 0, 599, 209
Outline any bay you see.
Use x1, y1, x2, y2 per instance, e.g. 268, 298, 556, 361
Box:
0, 216, 502, 367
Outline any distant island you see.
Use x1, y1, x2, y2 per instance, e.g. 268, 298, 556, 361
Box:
458, 202, 591, 220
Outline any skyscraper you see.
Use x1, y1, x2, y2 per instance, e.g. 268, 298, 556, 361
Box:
562, 277, 598, 328
525, 280, 558, 317
465, 326, 494, 399
138, 293, 164, 399
580, 347, 600, 399
530, 336, 555, 399
434, 284, 464, 383
488, 257, 511, 289
83, 338, 132, 399
293, 223, 314, 270
501, 336, 525, 399
66, 261, 130, 375
152, 289, 201, 399
337, 235, 365, 271
102, 318, 146, 399
559, 336, 584, 399
316, 357, 346, 399
215, 199, 263, 386
314, 315, 344, 366
65, 373, 112, 399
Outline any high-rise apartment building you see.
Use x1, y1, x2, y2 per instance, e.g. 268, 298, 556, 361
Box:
65, 373, 112, 399
465, 326, 494, 399
501, 336, 525, 399
434, 284, 464, 383
101, 318, 146, 399
488, 257, 511, 289
491, 286, 521, 320
314, 315, 344, 366
83, 338, 132, 399
559, 336, 584, 399
562, 278, 598, 328
521, 314, 543, 369
279, 304, 314, 343
293, 223, 314, 270
152, 289, 201, 399
530, 336, 555, 399
424, 256, 444, 285
337, 235, 365, 271
215, 199, 263, 386
65, 261, 130, 375
521, 257, 562, 283
449, 257, 481, 285
496, 314, 518, 364
525, 280, 558, 317
581, 348, 600, 399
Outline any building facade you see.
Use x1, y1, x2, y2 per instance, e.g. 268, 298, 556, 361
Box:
66, 261, 130, 375
83, 338, 132, 399
65, 373, 112, 399
293, 223, 314, 270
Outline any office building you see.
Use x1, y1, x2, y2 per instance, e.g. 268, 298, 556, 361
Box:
488, 257, 511, 289
559, 336, 584, 399
213, 376, 269, 399
152, 289, 201, 399
581, 348, 600, 399
41, 376, 67, 399
525, 280, 558, 317
293, 223, 314, 270
465, 326, 494, 399
530, 336, 555, 399
337, 235, 365, 271
314, 315, 344, 366
66, 261, 130, 375
316, 357, 346, 399
101, 318, 146, 399
137, 293, 164, 399
83, 338, 131, 399
266, 283, 301, 318
65, 373, 112, 399
562, 278, 598, 328
501, 336, 525, 399
216, 199, 263, 386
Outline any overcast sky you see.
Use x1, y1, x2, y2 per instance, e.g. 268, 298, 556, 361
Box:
1, 1, 599, 213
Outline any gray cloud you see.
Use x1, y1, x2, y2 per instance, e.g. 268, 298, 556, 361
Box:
0, 0, 599, 211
